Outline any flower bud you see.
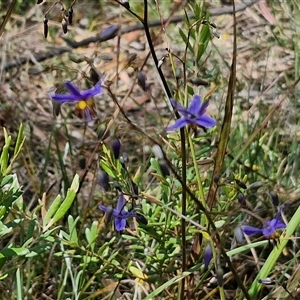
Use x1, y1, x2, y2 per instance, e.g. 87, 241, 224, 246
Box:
99, 25, 118, 41
120, 153, 128, 166
234, 226, 244, 243
67, 7, 73, 25
62, 18, 68, 34
112, 138, 121, 159
43, 17, 48, 38
136, 71, 147, 91
152, 144, 164, 160
204, 244, 212, 269
121, 0, 130, 9
190, 77, 209, 86
159, 161, 170, 177
269, 191, 279, 207
237, 192, 246, 208
136, 213, 148, 225
216, 267, 224, 286
248, 181, 263, 190
258, 278, 275, 285
235, 179, 247, 189
98, 169, 110, 191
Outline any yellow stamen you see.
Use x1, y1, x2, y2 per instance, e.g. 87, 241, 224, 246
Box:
77, 101, 87, 110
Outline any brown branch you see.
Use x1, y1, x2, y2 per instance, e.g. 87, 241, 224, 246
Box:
2, 0, 259, 71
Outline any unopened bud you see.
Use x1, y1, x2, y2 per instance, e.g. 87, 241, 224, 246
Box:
269, 191, 279, 207
62, 18, 68, 34
248, 181, 263, 190
159, 161, 170, 177
190, 78, 209, 86
235, 179, 247, 189
152, 144, 164, 160
112, 138, 121, 159
67, 7, 73, 25
136, 71, 147, 91
99, 25, 118, 41
258, 278, 275, 285
216, 267, 224, 286
120, 153, 128, 166
204, 244, 212, 269
157, 56, 165, 68
136, 213, 148, 225
121, 0, 130, 9
237, 192, 246, 208
98, 169, 110, 191
43, 17, 48, 38
234, 226, 244, 243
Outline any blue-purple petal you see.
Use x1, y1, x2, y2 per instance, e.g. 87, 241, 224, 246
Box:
80, 83, 102, 99
50, 94, 79, 102
194, 115, 216, 128
170, 99, 190, 117
166, 118, 190, 131
116, 194, 126, 213
99, 205, 110, 212
188, 94, 202, 116
115, 217, 126, 231
64, 81, 82, 97
198, 99, 209, 116
241, 225, 262, 236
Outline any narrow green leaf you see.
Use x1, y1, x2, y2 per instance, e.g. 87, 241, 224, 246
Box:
47, 174, 79, 227
43, 194, 62, 228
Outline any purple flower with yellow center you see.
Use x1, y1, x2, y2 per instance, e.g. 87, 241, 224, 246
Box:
49, 80, 102, 122
241, 207, 286, 239
166, 95, 216, 131
99, 194, 137, 232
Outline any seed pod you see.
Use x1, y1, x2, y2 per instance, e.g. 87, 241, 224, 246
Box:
43, 17, 48, 38
269, 191, 279, 207
112, 138, 121, 159
62, 18, 68, 34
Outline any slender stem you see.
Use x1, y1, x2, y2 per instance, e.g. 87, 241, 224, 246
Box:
0, 0, 17, 37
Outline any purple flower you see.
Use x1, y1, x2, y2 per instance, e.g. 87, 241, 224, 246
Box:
166, 95, 216, 131
99, 194, 137, 231
49, 80, 102, 122
241, 207, 286, 238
